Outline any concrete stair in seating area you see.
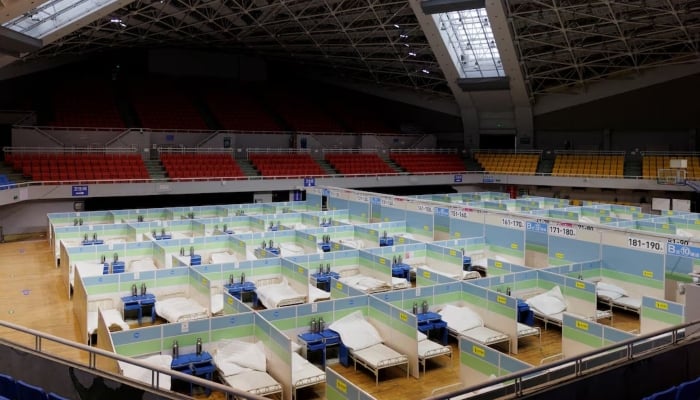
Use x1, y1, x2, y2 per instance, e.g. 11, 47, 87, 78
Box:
144, 160, 166, 179
316, 159, 338, 175
236, 159, 261, 177
378, 153, 403, 173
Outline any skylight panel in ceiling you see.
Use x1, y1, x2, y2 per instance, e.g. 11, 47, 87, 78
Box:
2, 0, 120, 39
434, 8, 505, 79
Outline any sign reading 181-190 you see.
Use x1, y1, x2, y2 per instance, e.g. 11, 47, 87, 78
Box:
627, 236, 665, 253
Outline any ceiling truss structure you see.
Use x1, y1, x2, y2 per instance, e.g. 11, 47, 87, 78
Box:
506, 0, 700, 100
20, 0, 451, 94
1, 0, 697, 104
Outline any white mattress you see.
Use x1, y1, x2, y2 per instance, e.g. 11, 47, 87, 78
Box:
87, 308, 129, 335
155, 296, 208, 323
339, 274, 391, 293
418, 339, 451, 359
118, 354, 172, 390
211, 294, 224, 315
463, 326, 509, 344
280, 243, 305, 257
292, 352, 325, 388
338, 239, 364, 249
517, 323, 539, 337
308, 284, 331, 302
129, 258, 157, 272
352, 343, 408, 368
72, 262, 106, 286
220, 370, 282, 396
210, 251, 238, 264
613, 295, 642, 310
391, 277, 410, 289
256, 281, 306, 308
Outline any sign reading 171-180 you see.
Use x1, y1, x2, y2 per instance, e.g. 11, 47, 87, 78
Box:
627, 236, 665, 253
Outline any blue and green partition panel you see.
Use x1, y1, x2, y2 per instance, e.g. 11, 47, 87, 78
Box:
192, 263, 241, 290
240, 257, 284, 284
299, 209, 350, 227
352, 225, 381, 248
292, 230, 325, 254
285, 249, 361, 275
529, 270, 597, 320
236, 229, 298, 259
401, 199, 435, 241
362, 242, 429, 272
524, 218, 549, 268
110, 207, 174, 223
482, 200, 515, 212
640, 296, 684, 334
561, 314, 635, 359
110, 312, 255, 357
415, 267, 460, 286
374, 196, 406, 223
483, 212, 525, 265
193, 215, 258, 236
432, 237, 487, 265
459, 335, 531, 389
170, 205, 221, 220
188, 267, 213, 316
631, 218, 677, 235
338, 189, 371, 224
663, 241, 697, 283
257, 296, 332, 335
48, 210, 115, 228
219, 202, 265, 216
434, 205, 451, 240
267, 200, 312, 213
253, 314, 294, 400
372, 282, 462, 314
297, 225, 357, 252
280, 258, 310, 299
543, 260, 602, 280
546, 209, 580, 222
367, 295, 420, 378
600, 230, 666, 299
580, 206, 612, 224
485, 259, 530, 277
516, 198, 547, 211
222, 291, 252, 314
357, 250, 397, 285
460, 281, 519, 353
326, 366, 376, 400
304, 187, 324, 211
330, 276, 366, 298
547, 221, 601, 266
540, 197, 570, 209
251, 212, 299, 231
668, 215, 700, 239
609, 204, 642, 219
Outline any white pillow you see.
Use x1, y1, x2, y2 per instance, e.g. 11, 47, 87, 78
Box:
328, 311, 383, 350
438, 304, 483, 333
527, 290, 566, 316
597, 282, 627, 297
546, 285, 566, 305
214, 340, 267, 372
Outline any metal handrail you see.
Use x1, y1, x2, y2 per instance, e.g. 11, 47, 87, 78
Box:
427, 320, 700, 399
0, 319, 268, 399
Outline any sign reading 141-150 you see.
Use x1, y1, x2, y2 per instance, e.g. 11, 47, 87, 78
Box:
627, 236, 665, 253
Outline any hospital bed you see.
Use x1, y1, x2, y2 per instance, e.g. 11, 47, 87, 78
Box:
208, 251, 238, 264
527, 286, 614, 330
308, 284, 331, 303
595, 281, 642, 315
292, 352, 325, 400
280, 243, 306, 257
329, 310, 409, 385
86, 298, 129, 345
337, 268, 409, 294
118, 354, 173, 390
254, 276, 307, 308
336, 239, 365, 249
412, 263, 482, 281
128, 258, 158, 272
438, 304, 511, 353
417, 331, 452, 375
210, 286, 225, 316
211, 340, 283, 398
154, 292, 209, 323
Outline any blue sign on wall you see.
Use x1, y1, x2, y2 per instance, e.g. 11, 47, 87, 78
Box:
72, 185, 89, 196
526, 221, 548, 234
454, 174, 463, 183
667, 243, 700, 259
303, 177, 316, 187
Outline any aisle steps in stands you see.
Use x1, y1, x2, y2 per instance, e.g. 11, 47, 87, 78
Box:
377, 153, 404, 173
624, 152, 642, 178
144, 160, 167, 179
235, 159, 260, 177
316, 159, 339, 175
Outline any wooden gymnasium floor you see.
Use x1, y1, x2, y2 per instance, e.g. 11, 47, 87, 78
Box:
0, 235, 641, 400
